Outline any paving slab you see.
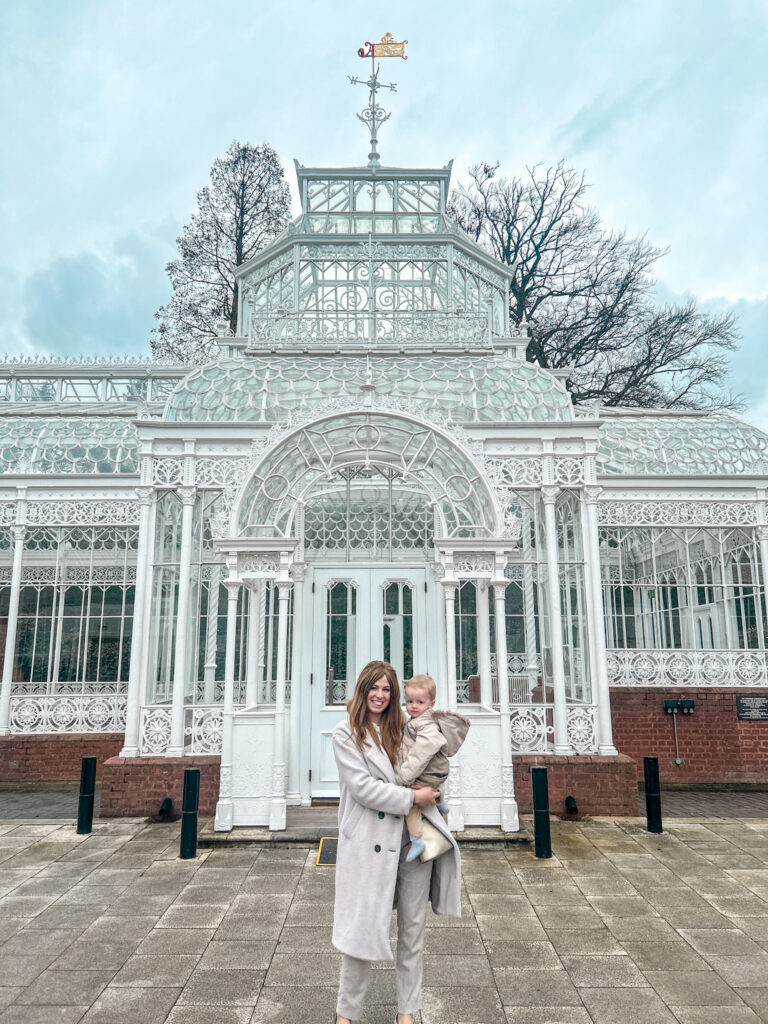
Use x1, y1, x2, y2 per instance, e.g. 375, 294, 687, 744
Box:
3, 815, 768, 1021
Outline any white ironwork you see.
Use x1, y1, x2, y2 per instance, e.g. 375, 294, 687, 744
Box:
510, 705, 553, 753
554, 457, 585, 486
248, 309, 492, 348
598, 501, 758, 526
567, 705, 598, 753
486, 457, 544, 488
606, 649, 768, 687
10, 695, 126, 733
25, 501, 140, 525
139, 706, 172, 754
153, 458, 184, 487
186, 706, 224, 754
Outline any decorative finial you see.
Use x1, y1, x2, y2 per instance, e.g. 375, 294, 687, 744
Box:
349, 34, 407, 166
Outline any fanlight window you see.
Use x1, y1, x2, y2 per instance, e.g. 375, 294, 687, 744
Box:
303, 468, 433, 562
237, 412, 498, 540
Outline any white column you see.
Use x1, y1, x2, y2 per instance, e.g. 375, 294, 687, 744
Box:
270, 579, 292, 831
203, 567, 222, 705
493, 580, 519, 832
167, 485, 196, 756
214, 579, 241, 832
441, 580, 464, 831
287, 564, 306, 804
120, 487, 154, 755
0, 521, 26, 735
245, 583, 261, 707
476, 580, 493, 705
542, 486, 571, 754
758, 526, 768, 649
522, 507, 539, 699
582, 487, 618, 755
718, 535, 736, 650
433, 566, 449, 707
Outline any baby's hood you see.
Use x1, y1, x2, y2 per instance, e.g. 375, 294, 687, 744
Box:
432, 710, 471, 756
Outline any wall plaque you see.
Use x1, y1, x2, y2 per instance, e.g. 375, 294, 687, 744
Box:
736, 696, 768, 721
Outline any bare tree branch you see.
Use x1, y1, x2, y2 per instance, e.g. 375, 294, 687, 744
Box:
448, 162, 740, 411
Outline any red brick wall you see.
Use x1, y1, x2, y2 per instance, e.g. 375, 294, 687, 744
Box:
512, 754, 637, 817
0, 733, 124, 783
611, 688, 768, 784
100, 755, 221, 817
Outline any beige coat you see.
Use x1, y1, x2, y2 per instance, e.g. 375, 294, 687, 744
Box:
396, 708, 471, 788
331, 717, 462, 962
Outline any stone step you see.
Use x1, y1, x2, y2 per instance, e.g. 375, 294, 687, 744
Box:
197, 813, 532, 849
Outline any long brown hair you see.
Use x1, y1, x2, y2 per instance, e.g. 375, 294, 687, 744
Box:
347, 660, 404, 765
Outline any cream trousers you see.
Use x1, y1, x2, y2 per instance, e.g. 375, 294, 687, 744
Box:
336, 831, 432, 1020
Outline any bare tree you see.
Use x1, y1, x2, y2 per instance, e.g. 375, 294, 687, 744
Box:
449, 162, 739, 409
151, 141, 290, 362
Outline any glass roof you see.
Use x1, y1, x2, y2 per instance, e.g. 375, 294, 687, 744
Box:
597, 416, 768, 475
0, 417, 139, 475
164, 353, 574, 424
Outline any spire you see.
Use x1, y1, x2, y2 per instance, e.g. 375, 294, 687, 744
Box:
349, 34, 407, 167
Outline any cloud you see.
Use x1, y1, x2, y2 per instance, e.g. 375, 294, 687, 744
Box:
16, 228, 175, 358
558, 75, 680, 155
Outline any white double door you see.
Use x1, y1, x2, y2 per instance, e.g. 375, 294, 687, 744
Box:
308, 566, 429, 798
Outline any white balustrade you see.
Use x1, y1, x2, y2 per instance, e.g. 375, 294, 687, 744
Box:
508, 703, 598, 754
9, 695, 126, 734
606, 649, 768, 688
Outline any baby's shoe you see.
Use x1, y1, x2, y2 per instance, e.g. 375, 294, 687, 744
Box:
406, 836, 425, 862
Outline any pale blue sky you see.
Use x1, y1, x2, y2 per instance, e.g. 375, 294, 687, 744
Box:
1, 0, 766, 424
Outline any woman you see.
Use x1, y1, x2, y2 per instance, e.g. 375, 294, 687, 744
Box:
332, 660, 462, 1024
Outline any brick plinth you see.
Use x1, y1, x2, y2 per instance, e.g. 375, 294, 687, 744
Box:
0, 733, 123, 784
512, 754, 637, 817
611, 687, 768, 784
100, 755, 221, 818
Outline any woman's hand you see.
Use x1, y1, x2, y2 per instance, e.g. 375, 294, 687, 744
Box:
412, 785, 440, 808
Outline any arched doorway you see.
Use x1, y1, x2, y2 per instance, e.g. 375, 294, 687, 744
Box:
230, 409, 501, 800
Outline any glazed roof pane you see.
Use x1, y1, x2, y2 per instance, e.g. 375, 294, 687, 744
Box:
0, 417, 139, 474
164, 354, 574, 424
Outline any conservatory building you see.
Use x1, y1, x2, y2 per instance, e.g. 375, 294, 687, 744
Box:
2, 156, 768, 828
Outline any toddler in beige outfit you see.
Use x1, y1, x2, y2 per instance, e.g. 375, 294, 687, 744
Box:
396, 674, 470, 861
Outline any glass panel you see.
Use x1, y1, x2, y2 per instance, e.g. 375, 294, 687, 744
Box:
381, 582, 414, 683
326, 582, 355, 705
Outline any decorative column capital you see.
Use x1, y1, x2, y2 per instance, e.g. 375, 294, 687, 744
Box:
440, 579, 458, 597
758, 526, 768, 543
428, 561, 445, 581
276, 579, 294, 599
224, 580, 241, 601
10, 524, 26, 544
491, 580, 508, 600
136, 486, 154, 506
541, 484, 559, 505
177, 485, 197, 506
290, 562, 308, 582
583, 485, 603, 506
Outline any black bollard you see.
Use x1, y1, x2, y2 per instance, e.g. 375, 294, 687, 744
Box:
179, 768, 200, 860
644, 756, 663, 834
76, 756, 97, 835
531, 766, 552, 859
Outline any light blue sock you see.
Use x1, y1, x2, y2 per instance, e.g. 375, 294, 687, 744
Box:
406, 835, 425, 862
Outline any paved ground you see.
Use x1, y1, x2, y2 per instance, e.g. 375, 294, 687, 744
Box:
0, 787, 101, 821
4, 818, 768, 1022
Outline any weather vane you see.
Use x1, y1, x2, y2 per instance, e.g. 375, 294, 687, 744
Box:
349, 33, 408, 167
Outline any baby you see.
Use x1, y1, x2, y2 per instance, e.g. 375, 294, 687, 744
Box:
396, 674, 470, 861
